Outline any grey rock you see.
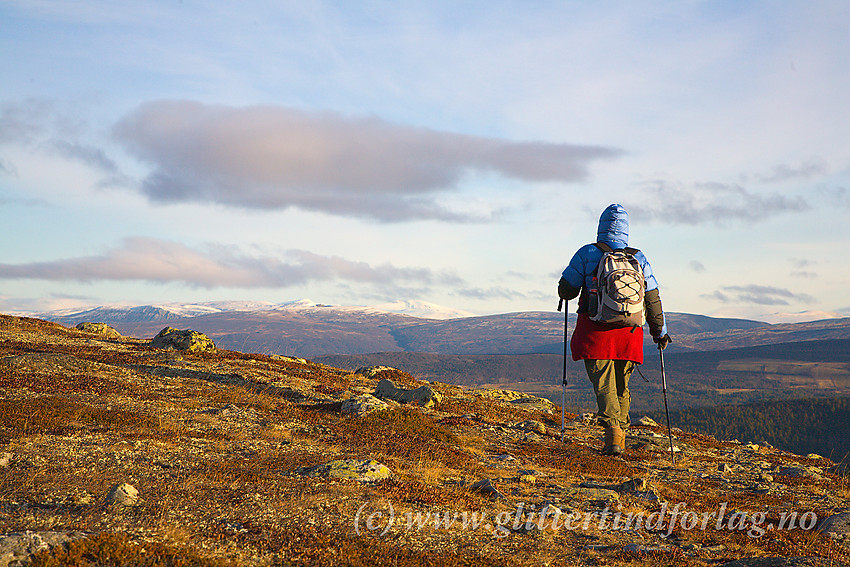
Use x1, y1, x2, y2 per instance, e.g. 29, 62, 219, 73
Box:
104, 482, 139, 508
470, 478, 507, 499
0, 531, 87, 567
296, 459, 391, 482
637, 416, 659, 427
341, 394, 389, 417
374, 378, 442, 408
150, 327, 216, 353
777, 466, 823, 480
818, 511, 850, 539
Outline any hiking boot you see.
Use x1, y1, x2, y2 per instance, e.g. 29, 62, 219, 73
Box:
602, 425, 625, 456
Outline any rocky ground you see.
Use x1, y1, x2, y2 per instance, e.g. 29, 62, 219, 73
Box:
0, 314, 848, 566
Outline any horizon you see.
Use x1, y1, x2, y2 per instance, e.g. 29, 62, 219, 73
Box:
2, 2, 849, 322
10, 296, 848, 326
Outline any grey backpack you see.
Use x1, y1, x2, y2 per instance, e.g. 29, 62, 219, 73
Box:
588, 243, 646, 328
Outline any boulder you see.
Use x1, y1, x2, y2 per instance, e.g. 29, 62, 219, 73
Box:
296, 459, 391, 482
341, 394, 389, 417
374, 378, 442, 408
637, 416, 658, 427
75, 322, 122, 338
818, 511, 850, 540
470, 478, 506, 499
151, 327, 215, 353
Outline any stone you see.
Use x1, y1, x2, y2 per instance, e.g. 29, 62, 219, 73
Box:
374, 378, 442, 408
470, 478, 506, 499
75, 322, 122, 338
355, 366, 403, 379
0, 453, 11, 468
509, 397, 556, 414
637, 416, 659, 427
818, 511, 850, 539
104, 482, 139, 508
269, 354, 308, 364
340, 394, 389, 417
519, 474, 536, 484
514, 420, 547, 435
151, 327, 216, 353
777, 466, 823, 480
0, 531, 87, 567
625, 543, 671, 555
297, 459, 391, 482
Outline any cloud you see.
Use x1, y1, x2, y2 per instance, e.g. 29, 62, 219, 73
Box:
112, 100, 622, 222
626, 180, 810, 225
454, 286, 528, 300
0, 237, 458, 289
702, 285, 815, 306
756, 159, 829, 183
689, 260, 706, 273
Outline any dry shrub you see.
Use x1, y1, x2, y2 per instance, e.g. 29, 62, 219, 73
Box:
323, 407, 477, 471
0, 396, 159, 437
30, 532, 235, 567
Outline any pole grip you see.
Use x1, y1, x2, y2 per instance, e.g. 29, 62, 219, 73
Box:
557, 298, 564, 312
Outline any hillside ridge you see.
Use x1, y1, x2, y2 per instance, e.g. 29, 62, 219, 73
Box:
0, 313, 848, 565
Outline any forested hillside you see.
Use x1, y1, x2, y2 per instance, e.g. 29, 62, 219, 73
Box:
653, 396, 850, 464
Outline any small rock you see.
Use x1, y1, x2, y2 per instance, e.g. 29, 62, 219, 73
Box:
514, 420, 546, 435
519, 474, 536, 484
470, 478, 506, 499
638, 416, 659, 427
777, 466, 823, 480
296, 459, 391, 482
340, 394, 389, 417
625, 543, 671, 555
374, 378, 442, 408
744, 443, 761, 451
0, 453, 11, 468
151, 327, 215, 353
104, 483, 139, 508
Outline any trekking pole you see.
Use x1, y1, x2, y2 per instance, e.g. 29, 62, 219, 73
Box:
557, 299, 568, 442
658, 344, 675, 465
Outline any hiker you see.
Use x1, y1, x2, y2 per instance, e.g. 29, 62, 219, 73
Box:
558, 204, 671, 455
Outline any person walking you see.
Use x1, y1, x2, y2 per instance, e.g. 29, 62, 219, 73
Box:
558, 204, 671, 455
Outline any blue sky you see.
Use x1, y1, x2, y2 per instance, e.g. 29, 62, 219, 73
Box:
1, 1, 849, 322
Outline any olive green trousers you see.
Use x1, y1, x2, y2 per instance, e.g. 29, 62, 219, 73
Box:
584, 359, 636, 428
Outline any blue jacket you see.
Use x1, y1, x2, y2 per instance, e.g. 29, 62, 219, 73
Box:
561, 204, 667, 337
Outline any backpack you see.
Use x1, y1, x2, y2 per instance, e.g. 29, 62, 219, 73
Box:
588, 242, 646, 328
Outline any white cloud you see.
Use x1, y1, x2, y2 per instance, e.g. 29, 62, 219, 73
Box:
112, 100, 621, 221
0, 237, 460, 289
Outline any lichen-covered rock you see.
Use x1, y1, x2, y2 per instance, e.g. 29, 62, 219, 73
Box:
75, 322, 122, 338
510, 397, 556, 414
104, 482, 139, 508
296, 459, 391, 482
0, 531, 87, 567
374, 378, 442, 408
638, 416, 659, 427
151, 327, 215, 353
341, 394, 389, 417
514, 420, 547, 435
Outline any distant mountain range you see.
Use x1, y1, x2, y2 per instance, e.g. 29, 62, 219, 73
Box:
34, 299, 850, 358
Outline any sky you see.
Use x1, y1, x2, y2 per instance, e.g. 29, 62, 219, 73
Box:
1, 0, 849, 323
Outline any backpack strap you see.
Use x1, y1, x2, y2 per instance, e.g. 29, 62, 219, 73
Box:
594, 242, 614, 253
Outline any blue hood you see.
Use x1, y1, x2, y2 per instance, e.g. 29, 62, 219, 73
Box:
597, 204, 629, 248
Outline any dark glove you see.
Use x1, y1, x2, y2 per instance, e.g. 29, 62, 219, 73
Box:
653, 334, 672, 350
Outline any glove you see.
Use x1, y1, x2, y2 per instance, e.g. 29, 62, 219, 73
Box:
653, 334, 672, 350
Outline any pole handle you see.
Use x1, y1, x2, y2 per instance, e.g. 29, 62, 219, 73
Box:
557, 298, 564, 312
